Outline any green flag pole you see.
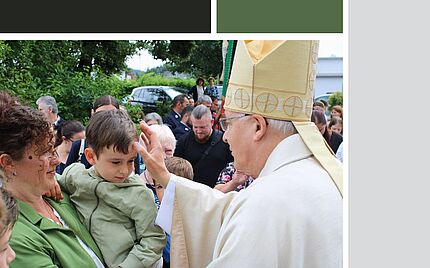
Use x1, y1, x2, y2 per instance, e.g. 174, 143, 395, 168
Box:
219, 40, 234, 119
222, 40, 234, 99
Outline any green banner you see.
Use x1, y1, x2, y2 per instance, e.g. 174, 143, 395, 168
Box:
217, 0, 342, 33
222, 40, 235, 98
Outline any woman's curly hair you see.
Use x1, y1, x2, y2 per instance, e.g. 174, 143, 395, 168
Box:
0, 91, 54, 161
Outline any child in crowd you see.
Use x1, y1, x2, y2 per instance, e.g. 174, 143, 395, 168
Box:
59, 109, 166, 268
157, 156, 194, 203
165, 156, 193, 180
0, 188, 18, 266
329, 116, 343, 136
331, 105, 343, 119
151, 156, 193, 268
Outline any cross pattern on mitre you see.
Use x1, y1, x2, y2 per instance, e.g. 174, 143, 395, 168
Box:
225, 40, 319, 122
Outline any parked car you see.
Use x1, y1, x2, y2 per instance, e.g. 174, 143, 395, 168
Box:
314, 93, 333, 117
314, 93, 332, 104
123, 86, 186, 114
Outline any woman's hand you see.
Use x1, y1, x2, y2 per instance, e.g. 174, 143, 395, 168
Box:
43, 180, 63, 201
134, 121, 171, 188
231, 171, 248, 188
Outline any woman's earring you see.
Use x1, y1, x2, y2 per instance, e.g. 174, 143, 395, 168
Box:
12, 171, 17, 176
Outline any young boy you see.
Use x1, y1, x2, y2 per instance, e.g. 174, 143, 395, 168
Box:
157, 157, 193, 202
59, 109, 166, 268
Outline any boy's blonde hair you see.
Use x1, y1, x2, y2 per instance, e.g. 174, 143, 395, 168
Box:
165, 156, 194, 180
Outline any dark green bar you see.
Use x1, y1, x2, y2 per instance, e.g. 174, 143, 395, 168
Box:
217, 0, 342, 33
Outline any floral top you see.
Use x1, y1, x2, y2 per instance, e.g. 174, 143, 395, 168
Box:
216, 162, 254, 191
204, 86, 219, 98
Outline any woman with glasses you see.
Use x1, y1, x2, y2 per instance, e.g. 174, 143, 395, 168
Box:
0, 91, 105, 268
54, 120, 85, 175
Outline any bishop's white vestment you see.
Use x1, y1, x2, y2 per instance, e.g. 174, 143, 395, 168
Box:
156, 134, 342, 268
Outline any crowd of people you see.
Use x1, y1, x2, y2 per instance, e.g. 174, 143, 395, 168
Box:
0, 40, 343, 267
312, 100, 344, 162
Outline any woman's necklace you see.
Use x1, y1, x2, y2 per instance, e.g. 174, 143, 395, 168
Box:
42, 199, 62, 226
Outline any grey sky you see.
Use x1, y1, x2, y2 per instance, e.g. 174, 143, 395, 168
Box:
127, 39, 343, 71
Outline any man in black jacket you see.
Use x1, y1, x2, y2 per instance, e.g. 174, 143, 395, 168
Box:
172, 105, 193, 140
163, 94, 189, 132
174, 105, 233, 187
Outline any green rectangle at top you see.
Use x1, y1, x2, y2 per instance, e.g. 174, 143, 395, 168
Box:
217, 0, 342, 33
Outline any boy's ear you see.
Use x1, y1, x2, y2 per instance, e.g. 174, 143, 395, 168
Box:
84, 148, 97, 165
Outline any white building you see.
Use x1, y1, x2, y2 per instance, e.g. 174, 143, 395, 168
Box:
315, 57, 343, 97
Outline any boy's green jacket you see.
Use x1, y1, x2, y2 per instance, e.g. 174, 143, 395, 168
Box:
59, 163, 166, 268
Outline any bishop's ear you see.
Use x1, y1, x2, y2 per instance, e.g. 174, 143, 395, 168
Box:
252, 114, 268, 141
84, 148, 97, 165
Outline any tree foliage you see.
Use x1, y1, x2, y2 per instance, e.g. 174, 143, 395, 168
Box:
0, 40, 221, 125
328, 91, 343, 110
76, 41, 142, 75
144, 40, 223, 79
1, 40, 141, 76
0, 41, 142, 123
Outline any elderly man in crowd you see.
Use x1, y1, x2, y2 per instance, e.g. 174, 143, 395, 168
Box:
36, 95, 64, 131
195, 95, 212, 109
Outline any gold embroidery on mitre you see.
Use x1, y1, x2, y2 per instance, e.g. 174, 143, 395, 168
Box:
233, 88, 250, 109
255, 92, 278, 113
311, 41, 319, 64
283, 96, 303, 117
225, 86, 233, 106
308, 69, 317, 94
304, 98, 313, 118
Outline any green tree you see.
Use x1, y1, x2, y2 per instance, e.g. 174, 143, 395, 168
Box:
76, 41, 141, 75
0, 40, 213, 124
1, 40, 140, 77
144, 40, 223, 79
0, 41, 142, 124
328, 91, 343, 110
